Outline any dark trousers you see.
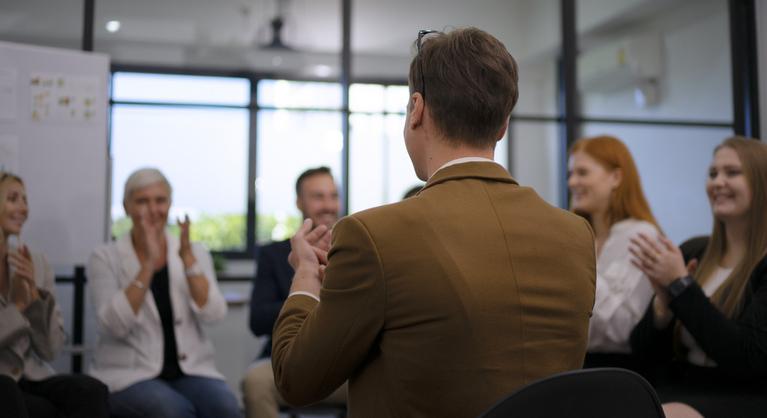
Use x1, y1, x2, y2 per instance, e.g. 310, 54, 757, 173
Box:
0, 373, 109, 418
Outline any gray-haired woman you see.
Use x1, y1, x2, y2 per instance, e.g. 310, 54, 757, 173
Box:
88, 168, 241, 418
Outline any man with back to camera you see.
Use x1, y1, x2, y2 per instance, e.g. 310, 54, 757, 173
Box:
241, 167, 346, 418
271, 27, 597, 418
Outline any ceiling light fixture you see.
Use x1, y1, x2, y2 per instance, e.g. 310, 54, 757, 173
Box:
105, 20, 121, 33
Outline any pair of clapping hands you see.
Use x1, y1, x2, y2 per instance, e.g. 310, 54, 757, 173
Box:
133, 207, 195, 270
629, 233, 696, 305
0, 228, 38, 311
289, 219, 332, 283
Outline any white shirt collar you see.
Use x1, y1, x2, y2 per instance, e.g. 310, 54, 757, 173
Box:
431, 157, 498, 179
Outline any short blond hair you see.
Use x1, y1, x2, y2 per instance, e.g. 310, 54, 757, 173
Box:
123, 168, 172, 205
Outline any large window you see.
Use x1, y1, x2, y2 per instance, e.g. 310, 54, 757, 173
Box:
110, 72, 251, 251
256, 80, 343, 242
111, 73, 449, 254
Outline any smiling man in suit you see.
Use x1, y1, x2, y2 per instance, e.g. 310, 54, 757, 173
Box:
242, 166, 345, 418
272, 27, 597, 418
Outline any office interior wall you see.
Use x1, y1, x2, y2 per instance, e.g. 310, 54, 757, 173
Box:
570, 0, 734, 247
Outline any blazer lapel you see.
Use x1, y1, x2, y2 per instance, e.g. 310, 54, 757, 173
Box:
116, 232, 160, 323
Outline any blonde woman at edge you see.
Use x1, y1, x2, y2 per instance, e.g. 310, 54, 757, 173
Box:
568, 136, 661, 371
631, 137, 767, 418
0, 172, 108, 418
87, 168, 241, 418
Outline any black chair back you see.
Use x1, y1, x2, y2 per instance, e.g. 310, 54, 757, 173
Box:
478, 367, 665, 418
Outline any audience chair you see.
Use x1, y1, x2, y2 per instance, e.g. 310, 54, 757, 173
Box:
477, 367, 665, 418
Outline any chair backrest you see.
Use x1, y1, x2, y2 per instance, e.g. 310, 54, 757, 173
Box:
477, 367, 665, 418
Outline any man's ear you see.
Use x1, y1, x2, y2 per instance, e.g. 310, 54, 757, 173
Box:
408, 92, 425, 129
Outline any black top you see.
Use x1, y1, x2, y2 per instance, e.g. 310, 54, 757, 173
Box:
249, 239, 293, 358
630, 235, 767, 388
151, 266, 183, 380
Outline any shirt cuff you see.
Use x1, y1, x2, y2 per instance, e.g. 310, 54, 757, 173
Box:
288, 291, 320, 303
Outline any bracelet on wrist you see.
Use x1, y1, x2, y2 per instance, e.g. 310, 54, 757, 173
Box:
130, 280, 146, 290
184, 261, 204, 277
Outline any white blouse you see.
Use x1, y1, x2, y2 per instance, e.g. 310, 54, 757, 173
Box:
681, 265, 732, 366
588, 218, 660, 353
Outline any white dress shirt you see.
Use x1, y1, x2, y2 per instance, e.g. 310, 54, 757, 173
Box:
588, 218, 660, 353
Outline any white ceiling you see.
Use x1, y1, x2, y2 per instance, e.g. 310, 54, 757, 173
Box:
0, 0, 716, 75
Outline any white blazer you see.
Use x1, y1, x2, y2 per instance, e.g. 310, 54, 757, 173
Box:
87, 230, 227, 392
587, 218, 659, 353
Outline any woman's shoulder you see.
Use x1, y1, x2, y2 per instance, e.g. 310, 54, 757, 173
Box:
679, 235, 709, 261
611, 218, 659, 236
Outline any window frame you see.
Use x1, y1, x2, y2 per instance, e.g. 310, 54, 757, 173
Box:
109, 64, 412, 259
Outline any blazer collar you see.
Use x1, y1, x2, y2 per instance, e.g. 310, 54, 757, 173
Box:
420, 161, 518, 194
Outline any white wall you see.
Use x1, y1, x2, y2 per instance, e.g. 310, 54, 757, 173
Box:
577, 2, 732, 244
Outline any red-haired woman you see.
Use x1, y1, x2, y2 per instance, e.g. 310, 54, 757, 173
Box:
568, 135, 661, 370
630, 137, 767, 418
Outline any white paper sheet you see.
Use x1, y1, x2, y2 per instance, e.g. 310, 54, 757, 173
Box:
0, 134, 19, 173
0, 68, 16, 119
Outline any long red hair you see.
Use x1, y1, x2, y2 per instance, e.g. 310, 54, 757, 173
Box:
570, 135, 659, 230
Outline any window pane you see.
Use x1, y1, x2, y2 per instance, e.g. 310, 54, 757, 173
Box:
349, 114, 420, 213
111, 105, 249, 251
257, 110, 342, 242
494, 132, 509, 170
510, 121, 561, 207
577, 0, 731, 122
385, 85, 409, 114
350, 84, 385, 113
349, 114, 385, 212
580, 123, 733, 243
257, 80, 341, 109
112, 72, 250, 106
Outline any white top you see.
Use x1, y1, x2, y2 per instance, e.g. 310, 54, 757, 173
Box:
681, 265, 732, 367
588, 218, 660, 353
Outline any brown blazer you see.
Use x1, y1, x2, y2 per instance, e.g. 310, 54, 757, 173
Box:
272, 162, 596, 418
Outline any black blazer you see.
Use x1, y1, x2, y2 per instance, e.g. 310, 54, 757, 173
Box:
630, 236, 767, 386
249, 239, 293, 358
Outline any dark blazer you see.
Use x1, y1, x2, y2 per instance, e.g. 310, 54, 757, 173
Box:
272, 162, 596, 418
249, 239, 293, 358
630, 236, 767, 385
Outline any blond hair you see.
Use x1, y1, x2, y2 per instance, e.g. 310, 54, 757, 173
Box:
694, 137, 767, 317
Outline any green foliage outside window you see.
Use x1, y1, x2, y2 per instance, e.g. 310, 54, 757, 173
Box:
111, 213, 245, 251
111, 212, 301, 251
257, 214, 302, 243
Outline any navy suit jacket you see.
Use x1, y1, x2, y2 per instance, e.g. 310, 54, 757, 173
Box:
249, 239, 293, 358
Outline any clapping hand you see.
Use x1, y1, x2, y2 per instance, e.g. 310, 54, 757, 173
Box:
629, 233, 690, 308
289, 219, 331, 282
136, 207, 162, 270
9, 244, 39, 311
177, 214, 195, 265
